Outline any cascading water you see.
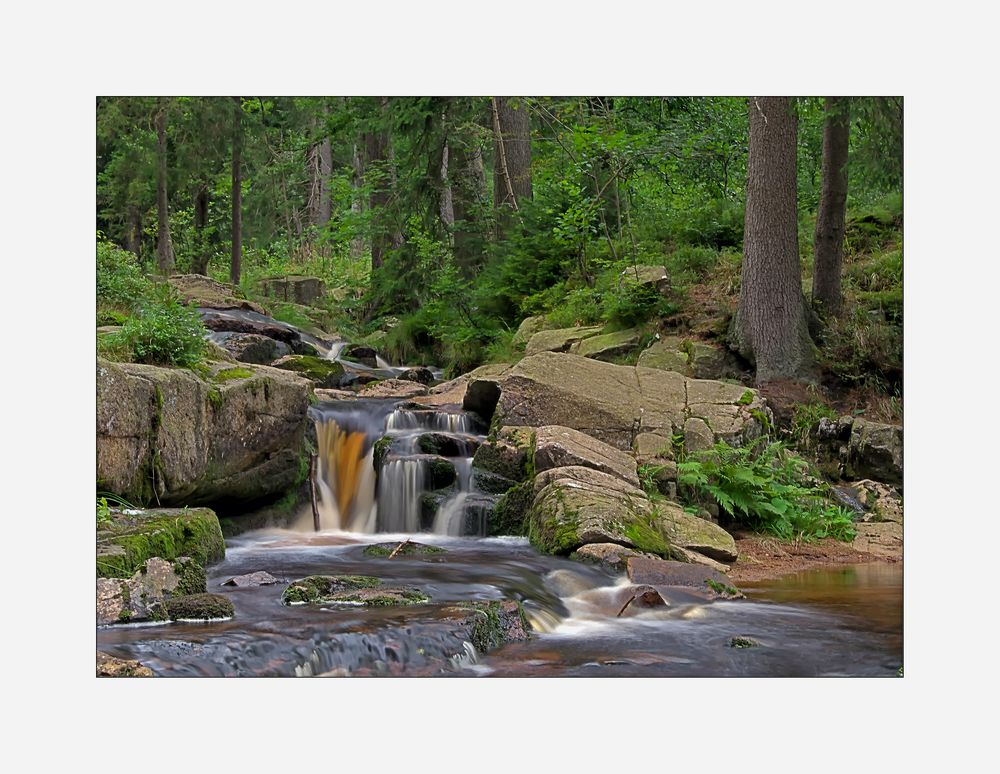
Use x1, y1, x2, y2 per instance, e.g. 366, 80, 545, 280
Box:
310, 400, 488, 536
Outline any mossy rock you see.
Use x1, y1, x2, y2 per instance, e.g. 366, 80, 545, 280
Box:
428, 457, 457, 490
271, 355, 345, 388
280, 575, 429, 607
472, 426, 536, 482
96, 508, 225, 579
160, 593, 234, 620
373, 436, 393, 471
362, 541, 447, 557
488, 480, 533, 536
461, 600, 530, 654
471, 469, 518, 496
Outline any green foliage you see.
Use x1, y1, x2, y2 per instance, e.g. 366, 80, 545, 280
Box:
115, 284, 208, 367
678, 439, 856, 542
96, 239, 150, 317
97, 497, 112, 526
791, 401, 838, 442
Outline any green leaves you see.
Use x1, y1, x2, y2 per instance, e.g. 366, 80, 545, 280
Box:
115, 283, 208, 368
678, 439, 856, 543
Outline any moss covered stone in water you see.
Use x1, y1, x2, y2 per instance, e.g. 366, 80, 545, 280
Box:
96, 508, 225, 579
489, 480, 533, 536
161, 593, 235, 620
462, 600, 530, 654
362, 542, 447, 557
280, 575, 428, 607
373, 436, 392, 470
729, 636, 760, 648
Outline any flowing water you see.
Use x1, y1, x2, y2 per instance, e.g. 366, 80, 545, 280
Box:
96, 529, 903, 677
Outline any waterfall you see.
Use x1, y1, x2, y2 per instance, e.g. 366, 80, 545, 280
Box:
310, 399, 489, 536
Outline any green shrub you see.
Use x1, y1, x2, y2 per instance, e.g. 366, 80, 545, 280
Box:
791, 400, 838, 442
96, 240, 151, 320
665, 245, 721, 285
116, 284, 208, 367
677, 439, 856, 542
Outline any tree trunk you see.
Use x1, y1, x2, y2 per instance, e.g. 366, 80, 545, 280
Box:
154, 106, 174, 275
364, 127, 391, 272
733, 97, 815, 384
230, 97, 243, 286
307, 132, 333, 228
439, 139, 455, 229
812, 97, 851, 315
350, 142, 366, 259
124, 204, 142, 258
491, 97, 532, 231
450, 137, 487, 275
191, 184, 211, 275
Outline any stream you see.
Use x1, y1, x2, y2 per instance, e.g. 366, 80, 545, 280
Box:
96, 528, 902, 677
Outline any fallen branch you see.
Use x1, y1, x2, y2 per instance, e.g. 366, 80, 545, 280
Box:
388, 539, 412, 559
309, 454, 320, 532
617, 595, 637, 617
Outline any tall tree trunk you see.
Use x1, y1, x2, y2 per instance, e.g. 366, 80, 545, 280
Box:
812, 97, 851, 315
439, 139, 455, 229
350, 142, 366, 259
191, 184, 211, 275
450, 137, 487, 275
733, 97, 815, 384
154, 106, 174, 275
307, 132, 333, 228
491, 97, 532, 232
364, 127, 391, 273
230, 97, 243, 286
124, 204, 142, 258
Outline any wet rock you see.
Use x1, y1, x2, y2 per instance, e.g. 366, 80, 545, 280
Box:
97, 359, 311, 507
626, 556, 736, 593
670, 546, 732, 574
342, 344, 378, 367
358, 378, 429, 399
399, 367, 434, 384
855, 479, 903, 524
160, 593, 235, 620
729, 636, 761, 648
472, 426, 536, 482
259, 275, 325, 306
221, 571, 280, 587
614, 584, 669, 615
97, 556, 208, 624
458, 600, 530, 654
418, 432, 478, 457
488, 480, 533, 536
97, 509, 225, 579
427, 456, 458, 490
511, 315, 549, 348
168, 274, 266, 314
281, 575, 430, 607
848, 419, 903, 487
471, 468, 518, 496
362, 541, 447, 557
655, 500, 738, 563
573, 328, 644, 361
533, 425, 639, 488
97, 651, 154, 677
570, 542, 656, 573
271, 354, 346, 388
199, 310, 299, 343
314, 388, 358, 401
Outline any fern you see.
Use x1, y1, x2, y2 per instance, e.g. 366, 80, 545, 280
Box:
677, 439, 857, 542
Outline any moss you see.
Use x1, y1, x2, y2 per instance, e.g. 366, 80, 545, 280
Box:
280, 575, 382, 605
706, 578, 742, 597
163, 593, 235, 620
750, 408, 773, 433
489, 480, 533, 536
528, 487, 581, 555
428, 458, 457, 490
272, 355, 345, 387
372, 436, 392, 470
736, 390, 754, 406
207, 386, 223, 410
463, 600, 529, 654
172, 557, 208, 595
214, 367, 254, 383
96, 508, 225, 579
117, 609, 132, 623
621, 515, 670, 557
363, 542, 447, 557
729, 636, 760, 648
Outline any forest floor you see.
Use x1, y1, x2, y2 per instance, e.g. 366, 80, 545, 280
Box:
727, 531, 901, 584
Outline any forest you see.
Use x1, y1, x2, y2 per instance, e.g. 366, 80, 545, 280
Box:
95, 95, 904, 680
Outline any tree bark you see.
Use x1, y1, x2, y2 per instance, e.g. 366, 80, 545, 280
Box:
154, 106, 174, 275
812, 97, 851, 315
191, 184, 211, 275
124, 204, 142, 258
350, 142, 366, 259
491, 97, 532, 231
364, 127, 391, 272
230, 97, 243, 286
307, 131, 333, 228
439, 138, 455, 229
733, 97, 815, 384
450, 136, 487, 275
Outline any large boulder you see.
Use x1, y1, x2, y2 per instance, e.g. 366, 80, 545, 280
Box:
167, 274, 266, 314
259, 275, 325, 306
524, 325, 603, 356
573, 328, 644, 361
491, 352, 769, 452
655, 500, 738, 563
217, 332, 289, 364
847, 419, 903, 487
621, 265, 671, 296
636, 335, 689, 374
533, 425, 639, 488
511, 316, 549, 348
97, 359, 311, 507
271, 355, 346, 388
358, 379, 429, 399
96, 507, 225, 579
97, 555, 208, 625
527, 466, 668, 557
472, 426, 536, 482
